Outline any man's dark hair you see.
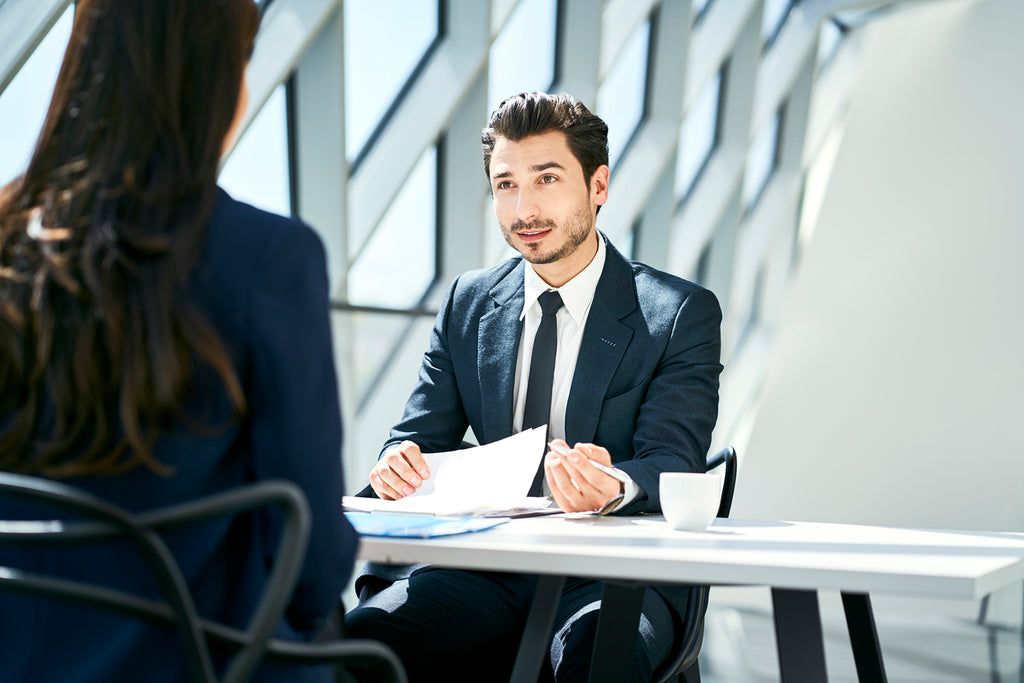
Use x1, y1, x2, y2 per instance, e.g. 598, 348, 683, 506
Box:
482, 92, 609, 184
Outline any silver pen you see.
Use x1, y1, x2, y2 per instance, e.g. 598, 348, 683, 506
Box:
547, 441, 619, 478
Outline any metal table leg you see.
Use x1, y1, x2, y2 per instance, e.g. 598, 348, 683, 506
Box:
841, 592, 887, 682
772, 588, 829, 683
511, 575, 566, 683
589, 582, 645, 683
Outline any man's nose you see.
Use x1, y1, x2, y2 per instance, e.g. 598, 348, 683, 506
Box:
516, 187, 539, 223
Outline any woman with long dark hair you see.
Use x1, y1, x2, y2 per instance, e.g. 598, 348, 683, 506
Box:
0, 1, 357, 680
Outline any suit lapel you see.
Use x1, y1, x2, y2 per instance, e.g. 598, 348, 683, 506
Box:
478, 262, 526, 441
565, 240, 637, 444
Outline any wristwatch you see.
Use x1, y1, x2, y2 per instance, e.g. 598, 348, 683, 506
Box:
594, 463, 630, 515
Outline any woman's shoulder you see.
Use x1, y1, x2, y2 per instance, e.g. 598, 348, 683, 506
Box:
189, 189, 329, 321
209, 187, 320, 246
203, 188, 327, 273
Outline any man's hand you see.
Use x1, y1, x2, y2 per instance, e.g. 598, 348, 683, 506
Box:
369, 440, 431, 500
544, 439, 622, 512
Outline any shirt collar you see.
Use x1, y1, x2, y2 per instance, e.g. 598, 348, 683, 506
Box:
522, 233, 606, 326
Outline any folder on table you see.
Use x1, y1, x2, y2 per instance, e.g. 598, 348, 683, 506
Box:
345, 511, 510, 538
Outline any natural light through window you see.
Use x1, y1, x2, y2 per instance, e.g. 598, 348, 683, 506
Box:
675, 70, 722, 201
219, 84, 291, 217
343, 0, 438, 164
0, 6, 73, 187
347, 146, 437, 308
487, 0, 556, 110
742, 110, 781, 211
597, 18, 651, 170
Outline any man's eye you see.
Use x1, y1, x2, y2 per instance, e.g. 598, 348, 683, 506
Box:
496, 181, 513, 190
540, 175, 556, 184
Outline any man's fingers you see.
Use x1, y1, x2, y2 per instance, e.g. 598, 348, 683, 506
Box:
371, 441, 432, 499
546, 447, 621, 512
544, 455, 578, 510
383, 462, 421, 497
383, 451, 424, 489
397, 441, 431, 479
574, 442, 612, 467
554, 447, 605, 490
369, 466, 405, 500
546, 452, 604, 512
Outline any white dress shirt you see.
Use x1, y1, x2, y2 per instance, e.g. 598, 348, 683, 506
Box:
512, 236, 641, 508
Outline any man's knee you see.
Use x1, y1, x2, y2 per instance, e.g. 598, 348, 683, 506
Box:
344, 579, 410, 643
549, 592, 674, 683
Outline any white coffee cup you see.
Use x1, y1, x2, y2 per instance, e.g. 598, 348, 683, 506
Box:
659, 472, 722, 531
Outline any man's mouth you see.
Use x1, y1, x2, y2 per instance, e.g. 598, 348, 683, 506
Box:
515, 227, 552, 242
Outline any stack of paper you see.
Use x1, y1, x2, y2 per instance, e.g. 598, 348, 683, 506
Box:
342, 427, 558, 518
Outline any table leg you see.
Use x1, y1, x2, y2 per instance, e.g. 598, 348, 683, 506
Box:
841, 592, 888, 683
772, 588, 828, 683
589, 582, 645, 683
510, 575, 565, 683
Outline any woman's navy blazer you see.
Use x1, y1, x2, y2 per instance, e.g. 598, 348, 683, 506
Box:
0, 189, 357, 682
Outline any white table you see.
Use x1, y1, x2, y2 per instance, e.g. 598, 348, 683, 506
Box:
356, 515, 1024, 682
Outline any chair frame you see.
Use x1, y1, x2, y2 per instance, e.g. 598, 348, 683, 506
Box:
0, 472, 406, 683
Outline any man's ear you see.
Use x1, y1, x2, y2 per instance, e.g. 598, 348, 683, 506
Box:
590, 165, 610, 207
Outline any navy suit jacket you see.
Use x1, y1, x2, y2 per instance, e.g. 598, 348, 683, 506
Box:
384, 236, 722, 514
0, 189, 358, 683
366, 236, 722, 621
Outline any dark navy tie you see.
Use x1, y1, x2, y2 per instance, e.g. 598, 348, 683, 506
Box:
524, 290, 563, 495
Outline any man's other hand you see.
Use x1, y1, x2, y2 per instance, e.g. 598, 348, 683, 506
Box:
369, 441, 431, 500
544, 440, 622, 512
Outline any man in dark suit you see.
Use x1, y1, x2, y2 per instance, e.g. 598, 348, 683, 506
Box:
346, 92, 722, 682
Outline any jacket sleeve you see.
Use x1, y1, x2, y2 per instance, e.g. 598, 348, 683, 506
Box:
380, 276, 472, 459
614, 285, 723, 515
246, 219, 358, 632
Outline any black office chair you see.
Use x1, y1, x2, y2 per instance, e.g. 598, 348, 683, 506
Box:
0, 472, 406, 683
653, 445, 738, 683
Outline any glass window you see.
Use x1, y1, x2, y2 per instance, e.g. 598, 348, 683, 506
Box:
343, 0, 439, 164
675, 69, 722, 202
0, 5, 74, 187
487, 0, 556, 109
219, 83, 292, 217
761, 0, 793, 50
817, 19, 843, 70
596, 17, 651, 170
347, 146, 437, 308
695, 240, 712, 285
341, 310, 417, 407
491, 0, 519, 33
742, 264, 766, 340
691, 0, 714, 24
741, 108, 781, 212
798, 119, 843, 251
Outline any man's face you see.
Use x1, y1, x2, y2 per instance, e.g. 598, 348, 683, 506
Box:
488, 131, 609, 285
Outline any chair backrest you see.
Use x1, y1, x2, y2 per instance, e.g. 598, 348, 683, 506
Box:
707, 445, 737, 518
653, 445, 739, 683
0, 472, 311, 683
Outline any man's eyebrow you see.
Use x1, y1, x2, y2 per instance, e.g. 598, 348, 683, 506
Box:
531, 161, 565, 173
490, 161, 565, 181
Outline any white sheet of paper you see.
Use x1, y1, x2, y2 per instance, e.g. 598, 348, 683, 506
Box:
343, 426, 550, 517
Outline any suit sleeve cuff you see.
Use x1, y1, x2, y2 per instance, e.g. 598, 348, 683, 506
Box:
598, 468, 645, 515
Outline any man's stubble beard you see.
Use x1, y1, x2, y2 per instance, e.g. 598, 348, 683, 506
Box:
502, 205, 595, 265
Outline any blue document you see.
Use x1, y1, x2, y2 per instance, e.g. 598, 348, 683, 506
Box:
345, 511, 510, 538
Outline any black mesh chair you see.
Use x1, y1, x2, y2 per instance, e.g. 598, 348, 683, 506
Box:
653, 445, 738, 683
0, 472, 406, 683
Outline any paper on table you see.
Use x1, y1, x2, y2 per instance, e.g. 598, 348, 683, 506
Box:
342, 426, 554, 517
